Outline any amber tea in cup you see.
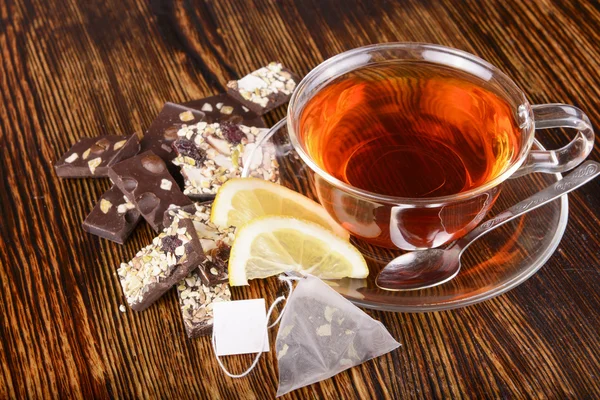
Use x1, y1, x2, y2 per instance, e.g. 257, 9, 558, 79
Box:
281, 43, 594, 250
299, 62, 522, 199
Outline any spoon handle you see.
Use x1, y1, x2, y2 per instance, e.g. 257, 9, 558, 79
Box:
454, 161, 600, 251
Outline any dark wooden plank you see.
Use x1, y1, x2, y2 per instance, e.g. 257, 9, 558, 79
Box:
0, 0, 599, 398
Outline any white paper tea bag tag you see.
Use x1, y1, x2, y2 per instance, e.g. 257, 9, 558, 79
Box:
213, 299, 270, 356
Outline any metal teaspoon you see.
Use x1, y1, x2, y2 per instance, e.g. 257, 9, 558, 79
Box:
376, 161, 600, 291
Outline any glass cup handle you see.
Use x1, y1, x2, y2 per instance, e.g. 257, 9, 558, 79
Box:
512, 104, 595, 178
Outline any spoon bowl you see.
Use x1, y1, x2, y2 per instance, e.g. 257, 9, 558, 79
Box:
376, 249, 461, 291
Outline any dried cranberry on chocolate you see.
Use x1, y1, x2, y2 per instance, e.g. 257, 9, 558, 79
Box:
172, 139, 206, 165
220, 122, 246, 144
161, 235, 183, 256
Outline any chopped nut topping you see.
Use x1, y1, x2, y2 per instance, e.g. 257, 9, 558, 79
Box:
179, 111, 195, 122
119, 304, 126, 313
216, 102, 223, 109
82, 148, 91, 160
235, 75, 266, 92
117, 217, 192, 305
220, 105, 234, 115
201, 103, 213, 112
160, 179, 173, 191
100, 199, 113, 214
88, 157, 102, 174
117, 201, 135, 214
166, 204, 233, 244
64, 153, 79, 163
113, 140, 127, 150
171, 122, 279, 196
177, 269, 231, 336
227, 63, 297, 108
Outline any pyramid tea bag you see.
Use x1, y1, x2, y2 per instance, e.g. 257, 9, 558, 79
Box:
211, 274, 400, 393
275, 275, 400, 396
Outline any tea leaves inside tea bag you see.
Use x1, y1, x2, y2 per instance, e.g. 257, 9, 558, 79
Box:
275, 275, 400, 396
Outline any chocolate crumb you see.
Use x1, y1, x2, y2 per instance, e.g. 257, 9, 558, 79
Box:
212, 241, 231, 264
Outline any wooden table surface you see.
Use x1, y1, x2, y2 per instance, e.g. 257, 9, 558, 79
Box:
1, 0, 600, 398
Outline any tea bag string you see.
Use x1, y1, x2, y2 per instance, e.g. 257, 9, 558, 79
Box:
212, 274, 301, 378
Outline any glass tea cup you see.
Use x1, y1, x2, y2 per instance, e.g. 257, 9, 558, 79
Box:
262, 43, 595, 250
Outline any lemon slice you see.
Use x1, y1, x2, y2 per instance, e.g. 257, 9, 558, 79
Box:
211, 178, 349, 239
228, 216, 368, 286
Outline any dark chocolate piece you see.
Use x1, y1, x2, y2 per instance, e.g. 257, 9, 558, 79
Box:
118, 216, 205, 311
140, 103, 205, 172
226, 62, 300, 115
177, 271, 231, 338
108, 151, 193, 232
164, 203, 233, 286
54, 134, 140, 178
184, 93, 265, 128
82, 185, 141, 244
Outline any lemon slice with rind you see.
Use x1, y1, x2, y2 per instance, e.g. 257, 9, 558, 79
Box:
211, 178, 349, 239
228, 216, 368, 286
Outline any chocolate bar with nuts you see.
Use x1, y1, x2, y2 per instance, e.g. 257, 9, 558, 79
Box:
108, 151, 193, 232
164, 203, 233, 286
170, 121, 279, 197
184, 93, 265, 128
117, 216, 205, 311
226, 62, 300, 115
140, 102, 205, 174
82, 185, 141, 244
177, 271, 231, 338
54, 134, 140, 178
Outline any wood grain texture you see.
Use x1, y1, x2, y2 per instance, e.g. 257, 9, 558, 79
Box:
1, 0, 599, 398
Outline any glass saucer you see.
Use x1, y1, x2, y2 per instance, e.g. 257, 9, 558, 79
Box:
242, 120, 568, 312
